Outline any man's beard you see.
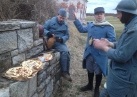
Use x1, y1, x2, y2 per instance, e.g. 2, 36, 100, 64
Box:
120, 12, 135, 24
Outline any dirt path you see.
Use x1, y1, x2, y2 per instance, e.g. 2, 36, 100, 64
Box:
59, 59, 106, 97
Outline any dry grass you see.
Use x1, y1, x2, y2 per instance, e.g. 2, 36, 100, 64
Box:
55, 21, 106, 97
55, 21, 89, 97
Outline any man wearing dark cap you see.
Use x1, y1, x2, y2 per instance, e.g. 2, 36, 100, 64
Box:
43, 8, 72, 82
73, 7, 116, 97
94, 7, 105, 14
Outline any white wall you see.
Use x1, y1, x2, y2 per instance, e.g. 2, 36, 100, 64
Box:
56, 0, 87, 21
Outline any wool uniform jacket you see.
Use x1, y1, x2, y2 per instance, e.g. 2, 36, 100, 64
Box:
74, 19, 116, 76
107, 16, 137, 97
43, 16, 69, 52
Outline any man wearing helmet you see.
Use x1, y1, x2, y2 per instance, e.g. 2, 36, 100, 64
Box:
93, 0, 137, 97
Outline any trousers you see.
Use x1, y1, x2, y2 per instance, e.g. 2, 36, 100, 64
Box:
60, 51, 70, 73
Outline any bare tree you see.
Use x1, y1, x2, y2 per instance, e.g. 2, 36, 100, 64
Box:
0, 0, 57, 23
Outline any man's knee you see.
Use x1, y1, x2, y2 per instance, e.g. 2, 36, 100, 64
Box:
61, 51, 69, 56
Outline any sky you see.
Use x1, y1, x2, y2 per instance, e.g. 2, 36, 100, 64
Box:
86, 0, 121, 13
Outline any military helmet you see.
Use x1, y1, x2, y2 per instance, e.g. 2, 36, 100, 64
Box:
115, 0, 137, 15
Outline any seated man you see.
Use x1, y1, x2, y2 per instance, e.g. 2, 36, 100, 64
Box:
43, 8, 72, 82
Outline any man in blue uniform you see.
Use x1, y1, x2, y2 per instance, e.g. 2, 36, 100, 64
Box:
94, 0, 137, 97
73, 7, 116, 97
43, 8, 72, 82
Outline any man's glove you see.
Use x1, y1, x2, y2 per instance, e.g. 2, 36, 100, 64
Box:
47, 32, 53, 38
56, 37, 63, 43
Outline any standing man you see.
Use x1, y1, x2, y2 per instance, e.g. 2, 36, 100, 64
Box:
93, 0, 137, 97
73, 7, 116, 97
43, 8, 72, 82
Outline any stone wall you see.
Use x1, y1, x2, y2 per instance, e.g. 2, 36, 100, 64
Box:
0, 19, 61, 97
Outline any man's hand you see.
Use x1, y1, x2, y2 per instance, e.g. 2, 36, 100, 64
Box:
55, 37, 63, 43
73, 11, 77, 20
100, 38, 114, 48
47, 33, 54, 38
93, 39, 110, 52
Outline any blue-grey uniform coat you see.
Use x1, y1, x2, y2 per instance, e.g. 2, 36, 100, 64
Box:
74, 19, 116, 76
106, 16, 137, 97
43, 16, 70, 73
43, 16, 69, 48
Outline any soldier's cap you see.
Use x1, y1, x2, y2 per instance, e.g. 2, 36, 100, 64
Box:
94, 7, 105, 14
58, 8, 67, 17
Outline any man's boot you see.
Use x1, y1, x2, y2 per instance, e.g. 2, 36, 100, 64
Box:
60, 52, 72, 82
62, 72, 72, 82
80, 72, 94, 91
94, 74, 102, 97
